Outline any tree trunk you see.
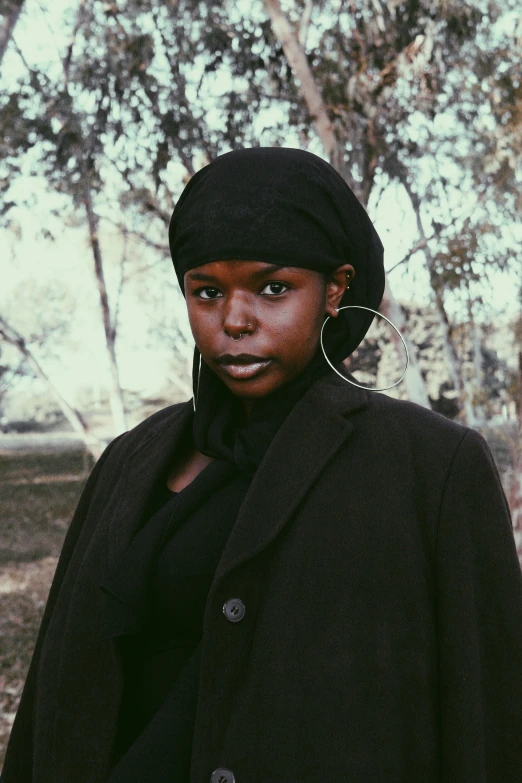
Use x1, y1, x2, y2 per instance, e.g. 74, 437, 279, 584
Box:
432, 284, 475, 425
510, 347, 522, 563
263, 0, 336, 158
396, 169, 472, 423
263, 0, 431, 408
469, 309, 486, 426
510, 455, 522, 563
83, 176, 127, 434
0, 316, 105, 460
0, 0, 24, 65
380, 279, 431, 407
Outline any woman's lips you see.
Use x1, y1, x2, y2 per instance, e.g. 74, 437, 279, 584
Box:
220, 359, 272, 379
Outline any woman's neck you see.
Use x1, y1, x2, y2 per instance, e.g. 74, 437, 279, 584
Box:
242, 400, 253, 419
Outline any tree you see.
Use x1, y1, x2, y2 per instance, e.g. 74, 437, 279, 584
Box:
1, 1, 519, 485
0, 277, 110, 455
0, 0, 24, 65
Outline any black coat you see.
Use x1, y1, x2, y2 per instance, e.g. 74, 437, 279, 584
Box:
3, 370, 522, 782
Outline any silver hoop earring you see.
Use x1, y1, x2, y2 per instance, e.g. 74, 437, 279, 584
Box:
320, 305, 409, 391
193, 351, 202, 412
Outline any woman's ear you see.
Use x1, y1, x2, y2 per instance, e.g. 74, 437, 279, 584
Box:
325, 264, 355, 318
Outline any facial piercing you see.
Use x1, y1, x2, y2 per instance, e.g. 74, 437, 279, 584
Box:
230, 323, 252, 341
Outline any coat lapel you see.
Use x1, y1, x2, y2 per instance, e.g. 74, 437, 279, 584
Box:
209, 368, 369, 598
105, 399, 194, 570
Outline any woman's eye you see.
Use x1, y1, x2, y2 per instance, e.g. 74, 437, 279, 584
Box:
196, 287, 222, 299
261, 281, 289, 295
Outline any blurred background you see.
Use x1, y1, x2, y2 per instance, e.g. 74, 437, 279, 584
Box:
0, 0, 521, 766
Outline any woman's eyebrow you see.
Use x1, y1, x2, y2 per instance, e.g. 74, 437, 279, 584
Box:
186, 264, 295, 283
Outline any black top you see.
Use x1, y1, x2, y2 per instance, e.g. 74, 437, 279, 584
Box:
111, 483, 181, 762
106, 465, 250, 781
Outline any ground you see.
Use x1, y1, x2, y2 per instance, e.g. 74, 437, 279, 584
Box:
0, 448, 90, 771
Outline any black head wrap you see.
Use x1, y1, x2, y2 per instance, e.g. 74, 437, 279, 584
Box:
169, 147, 385, 475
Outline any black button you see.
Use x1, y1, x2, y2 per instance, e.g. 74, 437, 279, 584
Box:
210, 768, 236, 783
222, 598, 246, 622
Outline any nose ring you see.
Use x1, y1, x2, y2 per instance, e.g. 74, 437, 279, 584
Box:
229, 323, 252, 341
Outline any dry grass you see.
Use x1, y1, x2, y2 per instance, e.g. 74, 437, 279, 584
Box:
0, 448, 89, 771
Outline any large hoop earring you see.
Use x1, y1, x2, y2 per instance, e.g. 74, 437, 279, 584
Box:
320, 305, 409, 392
193, 351, 202, 412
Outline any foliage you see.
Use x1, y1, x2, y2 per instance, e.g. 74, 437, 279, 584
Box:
0, 0, 520, 413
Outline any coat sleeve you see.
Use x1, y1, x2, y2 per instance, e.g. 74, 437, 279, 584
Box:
436, 427, 522, 782
1, 434, 125, 782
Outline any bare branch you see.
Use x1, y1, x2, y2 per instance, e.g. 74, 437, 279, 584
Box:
10, 36, 29, 70
386, 238, 428, 275
298, 0, 313, 48
63, 0, 86, 85
124, 255, 169, 280
0, 314, 103, 451
385, 172, 488, 278
99, 214, 169, 255
111, 222, 128, 343
148, 5, 205, 179
0, 0, 24, 66
118, 165, 173, 226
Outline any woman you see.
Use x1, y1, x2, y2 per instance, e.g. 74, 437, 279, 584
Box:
2, 147, 522, 783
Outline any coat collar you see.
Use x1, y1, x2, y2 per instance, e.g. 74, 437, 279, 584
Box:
210, 367, 368, 594
105, 398, 194, 570
104, 365, 369, 579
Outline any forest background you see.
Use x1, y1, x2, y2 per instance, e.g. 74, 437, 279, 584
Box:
0, 0, 521, 765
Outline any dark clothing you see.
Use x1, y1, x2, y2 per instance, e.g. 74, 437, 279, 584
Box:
109, 484, 182, 768
2, 370, 522, 782
102, 464, 251, 779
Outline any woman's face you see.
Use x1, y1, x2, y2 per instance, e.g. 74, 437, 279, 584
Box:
184, 260, 354, 405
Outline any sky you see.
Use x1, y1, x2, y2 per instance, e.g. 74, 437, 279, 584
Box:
0, 0, 520, 407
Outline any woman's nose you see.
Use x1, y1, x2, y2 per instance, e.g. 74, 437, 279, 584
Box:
222, 293, 256, 339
